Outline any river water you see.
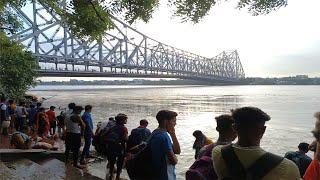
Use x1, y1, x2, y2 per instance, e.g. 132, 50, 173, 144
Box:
29, 85, 319, 179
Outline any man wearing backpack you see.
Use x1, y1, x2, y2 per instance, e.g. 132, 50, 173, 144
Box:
127, 119, 151, 151
285, 142, 312, 177
186, 114, 237, 180
105, 113, 128, 180
212, 107, 300, 179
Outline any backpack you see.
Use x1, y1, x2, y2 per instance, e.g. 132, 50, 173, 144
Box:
186, 144, 217, 180
125, 132, 159, 180
221, 144, 284, 180
127, 128, 150, 151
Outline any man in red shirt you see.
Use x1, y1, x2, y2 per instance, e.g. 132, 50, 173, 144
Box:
46, 106, 57, 135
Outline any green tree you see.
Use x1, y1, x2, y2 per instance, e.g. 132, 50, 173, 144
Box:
0, 31, 38, 99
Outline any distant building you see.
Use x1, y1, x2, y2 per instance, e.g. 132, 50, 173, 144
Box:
295, 75, 308, 79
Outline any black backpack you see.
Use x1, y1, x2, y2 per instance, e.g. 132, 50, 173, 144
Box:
221, 144, 284, 180
125, 132, 160, 180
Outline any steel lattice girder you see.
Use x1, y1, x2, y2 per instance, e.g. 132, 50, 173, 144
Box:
7, 0, 245, 80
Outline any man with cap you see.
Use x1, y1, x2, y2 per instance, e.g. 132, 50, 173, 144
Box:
46, 106, 57, 135
212, 107, 300, 180
285, 142, 312, 177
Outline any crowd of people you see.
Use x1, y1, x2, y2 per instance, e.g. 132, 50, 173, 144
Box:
1, 96, 320, 180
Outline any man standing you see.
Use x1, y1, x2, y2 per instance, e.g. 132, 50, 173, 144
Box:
285, 142, 312, 177
80, 105, 94, 164
212, 107, 300, 179
65, 106, 85, 169
46, 106, 57, 135
0, 97, 8, 135
150, 110, 180, 180
127, 119, 151, 151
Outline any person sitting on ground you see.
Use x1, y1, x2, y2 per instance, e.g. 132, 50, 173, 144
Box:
150, 110, 181, 180
285, 142, 312, 177
105, 113, 128, 180
192, 130, 213, 159
186, 114, 237, 180
304, 112, 320, 180
10, 126, 32, 149
212, 107, 300, 179
127, 119, 151, 152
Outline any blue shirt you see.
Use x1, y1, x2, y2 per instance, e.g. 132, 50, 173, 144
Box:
82, 112, 93, 134
28, 108, 37, 124
149, 129, 174, 180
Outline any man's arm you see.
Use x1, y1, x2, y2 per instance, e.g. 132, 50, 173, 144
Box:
168, 130, 181, 154
166, 150, 178, 165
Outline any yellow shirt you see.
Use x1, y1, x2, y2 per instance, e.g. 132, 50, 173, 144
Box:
212, 144, 301, 180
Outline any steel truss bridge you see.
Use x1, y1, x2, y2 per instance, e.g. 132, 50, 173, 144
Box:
8, 1, 245, 82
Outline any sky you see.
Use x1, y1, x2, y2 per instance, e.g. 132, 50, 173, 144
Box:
126, 0, 320, 77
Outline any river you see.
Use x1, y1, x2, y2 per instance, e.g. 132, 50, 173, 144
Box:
29, 85, 319, 179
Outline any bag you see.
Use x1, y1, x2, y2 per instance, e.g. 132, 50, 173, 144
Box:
221, 144, 284, 180
125, 132, 159, 180
186, 144, 217, 180
127, 128, 149, 151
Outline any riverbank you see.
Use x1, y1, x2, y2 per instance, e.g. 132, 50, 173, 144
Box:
0, 134, 129, 180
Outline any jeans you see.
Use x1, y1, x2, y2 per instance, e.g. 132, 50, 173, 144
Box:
65, 132, 81, 166
80, 133, 92, 162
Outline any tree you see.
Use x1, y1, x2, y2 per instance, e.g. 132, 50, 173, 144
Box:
0, 31, 38, 99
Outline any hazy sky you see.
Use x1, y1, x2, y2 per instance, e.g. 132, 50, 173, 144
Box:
127, 0, 320, 77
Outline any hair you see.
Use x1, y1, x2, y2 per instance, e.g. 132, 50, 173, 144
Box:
232, 107, 270, 127
215, 114, 234, 133
36, 102, 42, 107
193, 130, 203, 137
109, 117, 115, 121
140, 119, 148, 126
74, 106, 83, 112
298, 142, 309, 152
314, 112, 320, 120
85, 105, 92, 111
68, 103, 76, 110
8, 100, 14, 104
115, 113, 128, 124
50, 106, 55, 110
39, 107, 45, 112
156, 110, 178, 123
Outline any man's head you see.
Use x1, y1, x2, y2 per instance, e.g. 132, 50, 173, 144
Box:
85, 105, 92, 112
232, 107, 270, 145
298, 142, 309, 153
193, 130, 203, 139
50, 106, 56, 111
109, 117, 115, 121
68, 103, 76, 110
139, 119, 148, 127
156, 110, 178, 130
36, 102, 42, 108
30, 104, 35, 109
115, 113, 128, 125
8, 100, 14, 104
74, 106, 83, 114
215, 114, 237, 141
39, 107, 45, 112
